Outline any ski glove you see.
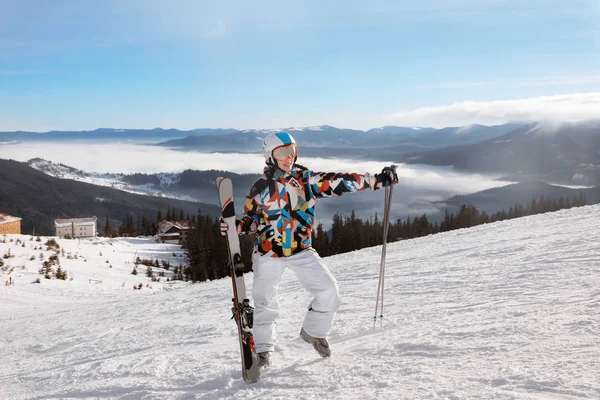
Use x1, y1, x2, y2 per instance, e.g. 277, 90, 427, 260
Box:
220, 218, 255, 236
373, 165, 399, 190
219, 218, 243, 236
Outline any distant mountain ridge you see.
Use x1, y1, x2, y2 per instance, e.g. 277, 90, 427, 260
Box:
0, 159, 221, 235
0, 123, 525, 150
24, 158, 600, 228
437, 180, 600, 216
0, 128, 238, 143
25, 158, 261, 206
395, 120, 600, 185
156, 123, 525, 152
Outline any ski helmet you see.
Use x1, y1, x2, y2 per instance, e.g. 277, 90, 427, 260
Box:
263, 132, 297, 168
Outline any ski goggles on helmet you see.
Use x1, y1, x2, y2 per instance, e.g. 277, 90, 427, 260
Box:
272, 144, 297, 161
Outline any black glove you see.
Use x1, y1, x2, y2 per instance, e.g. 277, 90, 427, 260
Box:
373, 165, 398, 190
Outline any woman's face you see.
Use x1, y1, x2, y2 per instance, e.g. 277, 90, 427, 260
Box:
273, 144, 297, 172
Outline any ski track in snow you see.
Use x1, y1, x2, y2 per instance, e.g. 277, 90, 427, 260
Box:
1, 206, 599, 399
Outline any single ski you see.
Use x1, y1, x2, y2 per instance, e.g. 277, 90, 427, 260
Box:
216, 177, 260, 383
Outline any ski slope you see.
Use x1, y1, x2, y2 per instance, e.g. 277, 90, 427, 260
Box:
1, 205, 599, 399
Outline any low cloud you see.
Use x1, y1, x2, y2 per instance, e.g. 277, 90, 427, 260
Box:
390, 92, 600, 128
0, 142, 510, 222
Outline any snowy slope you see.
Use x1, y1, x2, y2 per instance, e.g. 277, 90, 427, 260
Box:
26, 158, 193, 201
1, 206, 599, 399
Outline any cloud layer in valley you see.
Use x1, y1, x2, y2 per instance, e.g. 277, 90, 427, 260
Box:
0, 141, 511, 220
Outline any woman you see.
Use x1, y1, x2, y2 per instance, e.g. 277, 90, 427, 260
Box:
221, 131, 397, 367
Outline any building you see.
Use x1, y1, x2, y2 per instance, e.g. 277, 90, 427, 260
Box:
54, 217, 97, 238
0, 213, 21, 234
157, 220, 192, 244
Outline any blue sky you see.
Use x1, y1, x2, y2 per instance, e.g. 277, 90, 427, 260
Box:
1, 0, 599, 131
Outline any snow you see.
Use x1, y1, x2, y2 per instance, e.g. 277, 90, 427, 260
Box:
54, 218, 96, 228
1, 205, 600, 399
0, 214, 21, 224
26, 159, 198, 202
288, 126, 324, 132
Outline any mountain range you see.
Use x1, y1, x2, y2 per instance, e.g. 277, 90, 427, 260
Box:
10, 121, 595, 186
22, 158, 600, 228
438, 180, 600, 216
0, 128, 238, 143
3, 120, 600, 232
0, 159, 220, 235
394, 121, 600, 186
155, 123, 525, 152
0, 123, 525, 151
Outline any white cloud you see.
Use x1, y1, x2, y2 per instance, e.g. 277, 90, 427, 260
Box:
0, 141, 508, 196
390, 92, 600, 128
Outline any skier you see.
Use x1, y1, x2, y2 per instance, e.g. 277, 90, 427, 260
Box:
221, 131, 397, 367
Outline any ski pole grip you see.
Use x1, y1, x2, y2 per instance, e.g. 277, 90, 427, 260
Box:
384, 165, 399, 184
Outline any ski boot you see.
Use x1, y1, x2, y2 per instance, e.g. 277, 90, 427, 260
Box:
300, 327, 331, 357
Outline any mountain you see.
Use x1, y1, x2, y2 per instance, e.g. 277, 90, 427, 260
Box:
404, 123, 525, 148
1, 205, 598, 398
396, 121, 600, 185
28, 158, 600, 229
365, 126, 437, 135
436, 180, 600, 215
0, 128, 238, 143
26, 158, 188, 200
0, 159, 221, 235
156, 123, 525, 153
26, 158, 262, 207
2, 124, 528, 162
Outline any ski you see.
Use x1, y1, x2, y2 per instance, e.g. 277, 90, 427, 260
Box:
216, 177, 260, 383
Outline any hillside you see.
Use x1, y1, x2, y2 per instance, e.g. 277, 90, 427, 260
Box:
0, 159, 220, 235
156, 124, 523, 154
437, 180, 600, 215
396, 121, 600, 185
1, 205, 598, 399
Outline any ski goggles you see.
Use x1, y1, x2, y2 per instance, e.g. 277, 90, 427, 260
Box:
272, 144, 297, 161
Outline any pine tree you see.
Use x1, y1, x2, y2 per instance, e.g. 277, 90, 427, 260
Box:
313, 223, 330, 256
330, 213, 344, 255
104, 215, 111, 237
577, 190, 586, 207
530, 196, 538, 214
55, 265, 67, 280
440, 209, 452, 232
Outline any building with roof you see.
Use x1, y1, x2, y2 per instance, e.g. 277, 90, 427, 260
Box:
54, 217, 97, 238
156, 220, 192, 244
0, 213, 21, 234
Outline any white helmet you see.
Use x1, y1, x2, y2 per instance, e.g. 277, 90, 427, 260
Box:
262, 132, 297, 167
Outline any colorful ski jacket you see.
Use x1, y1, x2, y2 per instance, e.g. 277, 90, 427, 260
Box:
240, 166, 371, 258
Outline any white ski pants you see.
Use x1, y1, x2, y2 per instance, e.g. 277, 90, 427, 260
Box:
252, 248, 340, 354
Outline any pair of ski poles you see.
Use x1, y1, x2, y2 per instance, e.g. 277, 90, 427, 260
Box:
373, 165, 397, 329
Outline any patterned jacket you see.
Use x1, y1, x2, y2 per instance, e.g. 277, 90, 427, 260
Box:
240, 166, 371, 257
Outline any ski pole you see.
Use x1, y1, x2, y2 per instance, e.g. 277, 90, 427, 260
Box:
373, 166, 397, 329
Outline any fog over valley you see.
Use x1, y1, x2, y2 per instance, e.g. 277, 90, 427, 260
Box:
0, 141, 513, 224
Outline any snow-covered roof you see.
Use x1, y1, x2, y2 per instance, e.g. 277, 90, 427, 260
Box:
54, 217, 97, 228
157, 220, 191, 234
0, 212, 21, 225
